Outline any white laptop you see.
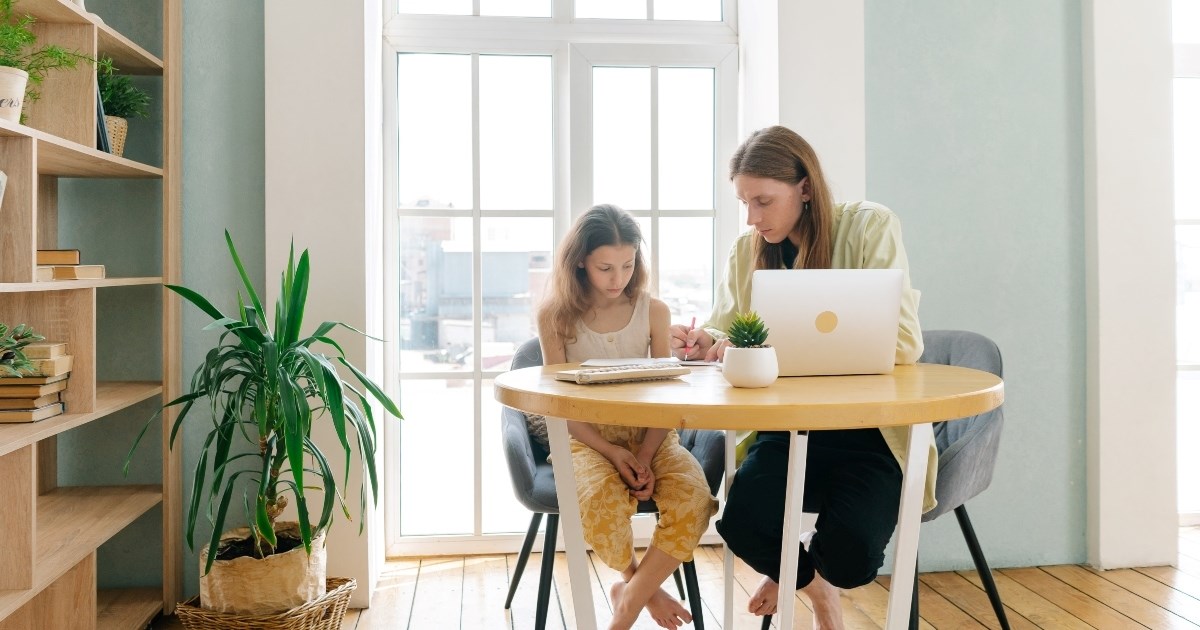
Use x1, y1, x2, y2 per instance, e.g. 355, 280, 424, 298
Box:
749, 269, 903, 376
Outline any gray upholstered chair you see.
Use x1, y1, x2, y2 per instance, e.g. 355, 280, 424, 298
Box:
763, 330, 1008, 630
500, 337, 725, 630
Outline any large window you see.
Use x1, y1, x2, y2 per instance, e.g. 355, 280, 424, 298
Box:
1175, 0, 1200, 519
384, 1, 737, 553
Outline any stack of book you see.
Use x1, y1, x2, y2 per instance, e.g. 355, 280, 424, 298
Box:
35, 249, 106, 281
0, 342, 71, 423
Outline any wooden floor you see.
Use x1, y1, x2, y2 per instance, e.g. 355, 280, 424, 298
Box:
152, 528, 1200, 629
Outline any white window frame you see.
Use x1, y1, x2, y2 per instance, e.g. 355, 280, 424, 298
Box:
383, 2, 740, 556
1177, 37, 1200, 523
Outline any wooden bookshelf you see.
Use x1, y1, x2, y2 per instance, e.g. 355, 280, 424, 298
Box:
0, 1, 181, 627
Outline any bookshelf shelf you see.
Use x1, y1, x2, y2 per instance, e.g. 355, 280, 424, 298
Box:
0, 277, 163, 293
20, 0, 164, 74
0, 382, 162, 459
0, 118, 163, 177
0, 485, 162, 619
97, 588, 163, 630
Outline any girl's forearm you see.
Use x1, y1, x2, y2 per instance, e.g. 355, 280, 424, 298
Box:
637, 428, 668, 463
567, 420, 615, 458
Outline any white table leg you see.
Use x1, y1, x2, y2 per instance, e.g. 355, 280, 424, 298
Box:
724, 430, 737, 630
546, 415, 598, 630
776, 431, 809, 630
884, 422, 933, 630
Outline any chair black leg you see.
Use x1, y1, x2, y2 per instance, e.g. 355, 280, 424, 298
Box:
535, 514, 559, 630
682, 560, 704, 630
761, 613, 773, 630
909, 554, 919, 630
955, 505, 1010, 630
505, 512, 543, 609
673, 567, 686, 600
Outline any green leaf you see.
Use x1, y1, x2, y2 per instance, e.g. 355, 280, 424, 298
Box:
336, 357, 402, 419
224, 230, 267, 333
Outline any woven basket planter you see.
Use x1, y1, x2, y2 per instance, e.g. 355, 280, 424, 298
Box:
176, 577, 355, 630
104, 115, 128, 156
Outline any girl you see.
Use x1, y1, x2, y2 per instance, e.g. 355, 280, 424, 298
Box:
670, 126, 927, 630
538, 204, 718, 630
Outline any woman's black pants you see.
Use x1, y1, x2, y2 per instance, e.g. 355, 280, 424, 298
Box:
715, 429, 903, 590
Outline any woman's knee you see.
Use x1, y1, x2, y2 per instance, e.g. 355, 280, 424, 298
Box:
809, 529, 887, 589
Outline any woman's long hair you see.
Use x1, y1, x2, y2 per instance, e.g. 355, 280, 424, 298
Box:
540, 204, 648, 345
729, 126, 835, 270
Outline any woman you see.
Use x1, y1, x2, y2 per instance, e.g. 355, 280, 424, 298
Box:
669, 126, 931, 630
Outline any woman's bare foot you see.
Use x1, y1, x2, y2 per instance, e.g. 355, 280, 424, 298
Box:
609, 581, 690, 629
747, 575, 779, 616
801, 573, 845, 630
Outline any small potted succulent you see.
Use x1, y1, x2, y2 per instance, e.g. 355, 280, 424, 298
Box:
721, 311, 778, 388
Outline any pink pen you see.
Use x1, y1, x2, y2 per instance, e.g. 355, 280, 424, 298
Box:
685, 317, 696, 358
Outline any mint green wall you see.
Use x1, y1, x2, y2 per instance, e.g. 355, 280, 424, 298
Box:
866, 1, 1085, 569
56, 1, 265, 597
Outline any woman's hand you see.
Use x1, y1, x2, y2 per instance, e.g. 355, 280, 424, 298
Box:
669, 324, 714, 360
706, 338, 732, 362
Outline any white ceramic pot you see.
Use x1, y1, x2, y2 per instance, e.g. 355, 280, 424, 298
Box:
0, 67, 28, 123
722, 346, 779, 388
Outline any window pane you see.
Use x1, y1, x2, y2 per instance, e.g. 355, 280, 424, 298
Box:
398, 54, 472, 210
576, 0, 645, 19
400, 217, 475, 373
1181, 372, 1200, 511
1176, 0, 1200, 43
482, 218, 551, 352
480, 56, 553, 210
481, 0, 551, 17
658, 217, 713, 323
593, 67, 650, 210
654, 0, 721, 21
658, 68, 714, 210
1179, 225, 1200, 362
482, 379, 536, 533
399, 379, 474, 535
397, 0, 471, 17
1178, 79, 1200, 220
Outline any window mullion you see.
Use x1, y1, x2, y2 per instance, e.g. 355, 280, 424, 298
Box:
471, 52, 484, 538
650, 65, 660, 294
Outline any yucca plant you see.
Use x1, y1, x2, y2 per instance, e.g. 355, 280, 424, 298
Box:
727, 311, 770, 348
0, 322, 44, 377
126, 230, 402, 573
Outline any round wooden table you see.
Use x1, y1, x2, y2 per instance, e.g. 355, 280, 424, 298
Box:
495, 363, 1004, 630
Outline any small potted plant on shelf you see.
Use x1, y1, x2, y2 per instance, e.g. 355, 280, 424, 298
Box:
97, 56, 150, 157
125, 231, 402, 624
0, 322, 44, 377
721, 311, 778, 388
0, 0, 92, 124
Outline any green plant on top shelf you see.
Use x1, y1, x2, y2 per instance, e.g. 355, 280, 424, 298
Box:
97, 56, 149, 119
0, 0, 93, 118
0, 323, 45, 377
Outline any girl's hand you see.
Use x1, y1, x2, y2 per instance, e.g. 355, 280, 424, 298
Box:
630, 452, 656, 500
669, 324, 714, 360
608, 449, 649, 491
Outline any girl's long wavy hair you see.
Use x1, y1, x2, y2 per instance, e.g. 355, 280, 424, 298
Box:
540, 204, 648, 345
729, 126, 835, 270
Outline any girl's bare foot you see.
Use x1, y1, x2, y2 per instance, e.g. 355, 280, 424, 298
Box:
748, 575, 779, 616
802, 573, 845, 630
609, 582, 691, 629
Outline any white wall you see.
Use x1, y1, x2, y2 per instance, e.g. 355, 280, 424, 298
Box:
1083, 0, 1177, 568
264, 0, 386, 606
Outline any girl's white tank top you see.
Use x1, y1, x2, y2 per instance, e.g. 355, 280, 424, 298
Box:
564, 292, 651, 362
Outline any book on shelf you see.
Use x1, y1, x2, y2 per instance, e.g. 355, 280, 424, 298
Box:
25, 355, 72, 377
96, 79, 111, 153
51, 264, 105, 280
0, 373, 69, 386
0, 402, 65, 423
0, 379, 68, 399
22, 342, 67, 359
0, 392, 61, 410
35, 264, 106, 280
36, 249, 81, 265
